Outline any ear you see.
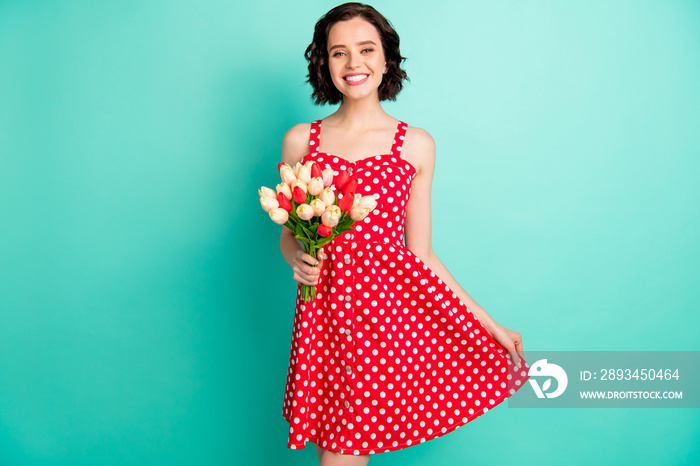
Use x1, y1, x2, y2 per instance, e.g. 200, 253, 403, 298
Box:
383, 62, 387, 74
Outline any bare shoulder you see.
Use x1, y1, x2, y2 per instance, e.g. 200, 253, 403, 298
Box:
281, 122, 311, 167
403, 124, 436, 176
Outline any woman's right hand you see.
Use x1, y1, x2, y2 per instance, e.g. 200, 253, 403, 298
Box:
291, 249, 328, 286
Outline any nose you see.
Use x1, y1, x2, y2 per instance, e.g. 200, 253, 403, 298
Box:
345, 51, 360, 69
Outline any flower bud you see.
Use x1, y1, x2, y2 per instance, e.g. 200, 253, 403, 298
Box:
322, 168, 334, 187
337, 192, 354, 211
279, 163, 296, 186
357, 195, 378, 210
269, 207, 289, 225
277, 192, 292, 212
259, 186, 277, 199
341, 178, 358, 197
291, 179, 308, 204
260, 196, 279, 212
308, 176, 325, 196
311, 161, 324, 179
333, 170, 351, 191
309, 198, 326, 216
296, 163, 311, 184
296, 203, 314, 221
276, 182, 292, 200
349, 205, 372, 221
318, 223, 333, 237
319, 187, 335, 206
322, 205, 341, 227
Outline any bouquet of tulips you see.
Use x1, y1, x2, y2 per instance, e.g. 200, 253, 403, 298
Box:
259, 160, 378, 303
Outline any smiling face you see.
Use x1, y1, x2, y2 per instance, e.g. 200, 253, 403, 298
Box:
326, 16, 388, 103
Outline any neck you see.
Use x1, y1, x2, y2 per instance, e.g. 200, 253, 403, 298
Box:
329, 93, 388, 130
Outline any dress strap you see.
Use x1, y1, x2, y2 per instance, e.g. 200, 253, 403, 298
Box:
308, 119, 322, 157
390, 121, 408, 157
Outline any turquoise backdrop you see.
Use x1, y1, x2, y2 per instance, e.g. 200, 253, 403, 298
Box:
1, 0, 698, 465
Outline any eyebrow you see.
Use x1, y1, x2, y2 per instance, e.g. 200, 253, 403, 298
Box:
329, 40, 377, 52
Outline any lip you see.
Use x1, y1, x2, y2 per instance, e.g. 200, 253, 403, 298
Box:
343, 73, 369, 86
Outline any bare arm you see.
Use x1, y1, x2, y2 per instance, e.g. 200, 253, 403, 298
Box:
403, 127, 499, 333
403, 126, 524, 366
279, 123, 328, 285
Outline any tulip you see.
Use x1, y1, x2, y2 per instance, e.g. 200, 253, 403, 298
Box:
311, 161, 323, 179
296, 203, 314, 221
333, 170, 351, 191
259, 186, 277, 199
296, 163, 311, 184
291, 179, 308, 204
357, 195, 378, 210
319, 187, 336, 206
269, 207, 289, 225
279, 163, 296, 186
349, 205, 372, 221
337, 192, 354, 211
307, 176, 324, 196
276, 182, 292, 200
322, 168, 334, 187
277, 192, 292, 212
322, 205, 341, 227
351, 193, 362, 209
260, 196, 279, 212
341, 178, 358, 197
309, 198, 326, 217
318, 223, 333, 237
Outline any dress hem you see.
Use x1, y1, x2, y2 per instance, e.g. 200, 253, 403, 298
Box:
283, 377, 525, 456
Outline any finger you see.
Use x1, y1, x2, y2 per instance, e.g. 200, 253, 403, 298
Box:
515, 340, 524, 360
303, 253, 321, 266
300, 261, 322, 276
513, 337, 524, 358
301, 261, 323, 277
511, 351, 521, 369
295, 256, 319, 273
296, 268, 319, 283
294, 272, 318, 286
295, 250, 317, 266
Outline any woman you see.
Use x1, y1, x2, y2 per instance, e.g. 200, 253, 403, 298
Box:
279, 3, 529, 465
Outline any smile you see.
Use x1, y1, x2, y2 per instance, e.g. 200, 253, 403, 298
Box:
344, 74, 369, 85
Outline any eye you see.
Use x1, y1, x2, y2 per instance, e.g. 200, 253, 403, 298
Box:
362, 48, 374, 53
332, 51, 346, 57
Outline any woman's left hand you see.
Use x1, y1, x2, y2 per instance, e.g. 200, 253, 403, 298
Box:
487, 324, 524, 369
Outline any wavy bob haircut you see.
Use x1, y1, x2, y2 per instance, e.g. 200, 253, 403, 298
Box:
304, 2, 409, 106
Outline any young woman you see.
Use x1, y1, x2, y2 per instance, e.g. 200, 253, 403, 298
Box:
279, 3, 530, 465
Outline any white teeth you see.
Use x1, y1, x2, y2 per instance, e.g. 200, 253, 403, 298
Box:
345, 74, 368, 82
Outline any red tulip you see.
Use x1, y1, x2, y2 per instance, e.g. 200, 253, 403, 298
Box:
310, 161, 323, 179
337, 192, 354, 211
277, 192, 292, 212
341, 178, 358, 197
333, 170, 351, 191
292, 185, 307, 204
318, 223, 333, 237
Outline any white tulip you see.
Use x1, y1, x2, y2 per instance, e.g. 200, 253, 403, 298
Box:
296, 203, 314, 221
269, 207, 289, 225
309, 198, 326, 217
260, 196, 279, 212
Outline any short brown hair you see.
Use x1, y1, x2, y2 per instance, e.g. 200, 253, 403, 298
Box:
304, 2, 409, 106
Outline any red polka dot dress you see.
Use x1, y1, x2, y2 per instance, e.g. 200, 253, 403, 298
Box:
282, 119, 531, 456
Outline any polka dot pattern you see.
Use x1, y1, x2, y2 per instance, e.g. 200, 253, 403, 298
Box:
281, 119, 531, 456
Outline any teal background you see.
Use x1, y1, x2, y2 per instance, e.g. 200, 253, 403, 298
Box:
1, 0, 698, 464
